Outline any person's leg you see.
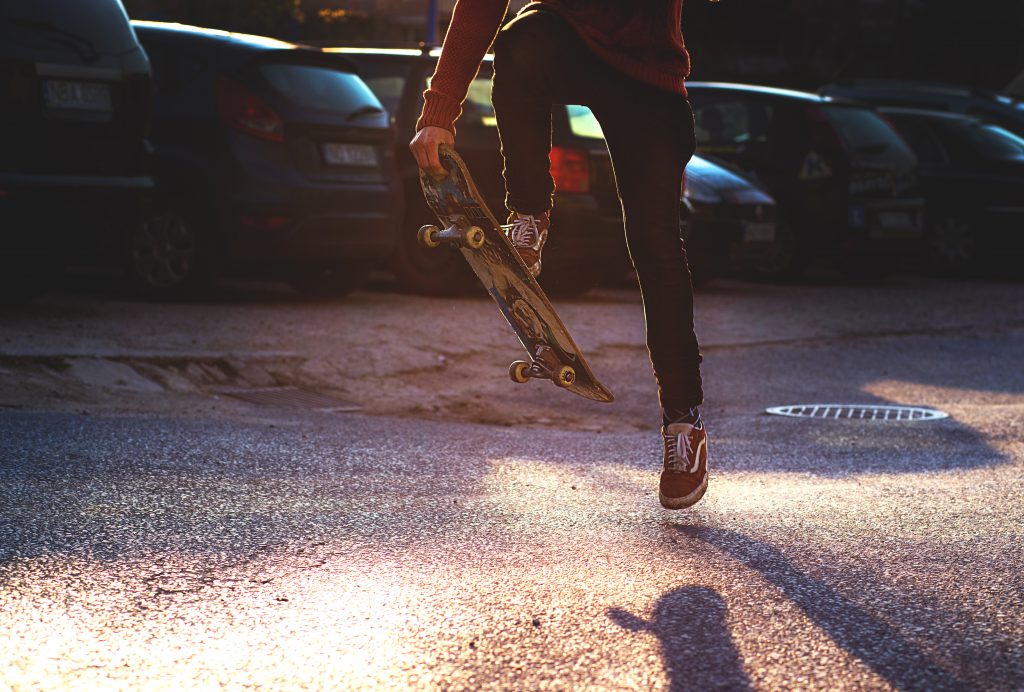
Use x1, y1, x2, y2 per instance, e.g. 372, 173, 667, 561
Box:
590, 88, 703, 415
490, 9, 601, 216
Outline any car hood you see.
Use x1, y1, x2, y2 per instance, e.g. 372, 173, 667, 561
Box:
687, 154, 775, 205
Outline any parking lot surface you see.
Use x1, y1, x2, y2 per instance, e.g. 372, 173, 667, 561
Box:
1, 276, 1022, 689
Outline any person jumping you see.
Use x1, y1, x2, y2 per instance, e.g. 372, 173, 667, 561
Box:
409, 0, 708, 509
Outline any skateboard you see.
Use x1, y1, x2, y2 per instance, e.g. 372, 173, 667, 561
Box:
418, 145, 614, 403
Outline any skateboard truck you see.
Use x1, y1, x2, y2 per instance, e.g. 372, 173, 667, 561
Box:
418, 145, 613, 403
418, 223, 485, 250
508, 359, 576, 389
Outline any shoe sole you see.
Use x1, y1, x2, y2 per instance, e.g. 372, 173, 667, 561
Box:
658, 474, 708, 510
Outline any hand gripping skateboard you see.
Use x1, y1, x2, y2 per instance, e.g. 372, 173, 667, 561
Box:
418, 145, 614, 403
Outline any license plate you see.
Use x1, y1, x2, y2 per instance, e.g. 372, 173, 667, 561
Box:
322, 143, 378, 167
742, 222, 776, 243
42, 80, 112, 112
879, 211, 915, 230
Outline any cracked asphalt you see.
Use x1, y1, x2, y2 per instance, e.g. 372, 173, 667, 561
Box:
1, 276, 1023, 690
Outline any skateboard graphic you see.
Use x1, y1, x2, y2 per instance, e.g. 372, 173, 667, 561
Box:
418, 145, 614, 403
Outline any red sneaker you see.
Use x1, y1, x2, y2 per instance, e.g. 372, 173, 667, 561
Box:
659, 419, 709, 509
503, 210, 550, 277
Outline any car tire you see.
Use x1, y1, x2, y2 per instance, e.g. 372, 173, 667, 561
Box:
289, 263, 368, 298
749, 220, 804, 282
128, 206, 218, 301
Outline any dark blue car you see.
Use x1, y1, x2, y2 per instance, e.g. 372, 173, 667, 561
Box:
880, 107, 1024, 274
130, 22, 402, 298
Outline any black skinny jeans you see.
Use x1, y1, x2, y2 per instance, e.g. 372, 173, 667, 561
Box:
491, 9, 704, 414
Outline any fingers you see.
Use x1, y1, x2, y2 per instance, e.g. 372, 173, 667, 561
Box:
410, 127, 453, 178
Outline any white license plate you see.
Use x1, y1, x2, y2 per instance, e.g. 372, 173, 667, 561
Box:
742, 222, 776, 243
322, 143, 378, 167
879, 211, 915, 230
43, 80, 112, 112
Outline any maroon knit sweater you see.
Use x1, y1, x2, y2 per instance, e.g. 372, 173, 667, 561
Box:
417, 0, 690, 134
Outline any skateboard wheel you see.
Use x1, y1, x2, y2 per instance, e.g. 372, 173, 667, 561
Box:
555, 366, 576, 388
418, 224, 441, 248
465, 226, 485, 249
509, 360, 531, 384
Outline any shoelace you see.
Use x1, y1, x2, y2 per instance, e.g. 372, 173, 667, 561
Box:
665, 430, 696, 473
503, 216, 540, 248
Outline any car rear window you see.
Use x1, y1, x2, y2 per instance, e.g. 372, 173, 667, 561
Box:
259, 63, 383, 118
0, 0, 138, 56
947, 120, 1024, 159
567, 105, 605, 140
823, 105, 917, 164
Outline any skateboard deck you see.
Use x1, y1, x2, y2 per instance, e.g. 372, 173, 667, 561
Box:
418, 145, 614, 403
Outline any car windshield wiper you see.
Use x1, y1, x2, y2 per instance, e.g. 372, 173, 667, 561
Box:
6, 17, 99, 64
346, 105, 385, 122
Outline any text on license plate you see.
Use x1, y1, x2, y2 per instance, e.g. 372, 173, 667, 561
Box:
43, 80, 112, 112
322, 143, 378, 167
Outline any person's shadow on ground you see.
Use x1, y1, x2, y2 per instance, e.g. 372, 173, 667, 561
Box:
677, 526, 972, 690
608, 586, 753, 691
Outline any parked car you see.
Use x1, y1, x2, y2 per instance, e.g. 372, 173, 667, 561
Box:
328, 46, 624, 296
878, 107, 1024, 274
681, 155, 778, 285
129, 22, 402, 299
685, 82, 925, 279
0, 0, 153, 300
328, 46, 782, 293
821, 81, 1024, 140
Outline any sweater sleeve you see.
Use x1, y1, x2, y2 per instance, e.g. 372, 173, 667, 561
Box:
416, 0, 511, 134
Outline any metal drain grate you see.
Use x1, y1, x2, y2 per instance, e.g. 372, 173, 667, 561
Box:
220, 387, 360, 412
766, 404, 948, 421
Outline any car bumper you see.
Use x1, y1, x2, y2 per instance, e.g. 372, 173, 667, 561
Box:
223, 180, 403, 266
0, 172, 154, 254
845, 197, 926, 255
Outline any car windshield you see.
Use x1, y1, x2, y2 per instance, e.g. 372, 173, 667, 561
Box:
260, 63, 383, 118
823, 105, 917, 165
947, 120, 1024, 159
0, 0, 138, 57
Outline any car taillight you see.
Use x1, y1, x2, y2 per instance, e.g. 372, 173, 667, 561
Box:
550, 146, 590, 193
240, 214, 291, 231
216, 77, 284, 143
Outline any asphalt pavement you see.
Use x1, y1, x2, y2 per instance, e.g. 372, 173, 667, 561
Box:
1, 277, 1023, 690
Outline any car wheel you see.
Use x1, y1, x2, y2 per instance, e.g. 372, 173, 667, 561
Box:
391, 189, 476, 296
929, 215, 978, 275
289, 264, 368, 299
750, 220, 804, 281
128, 208, 216, 301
